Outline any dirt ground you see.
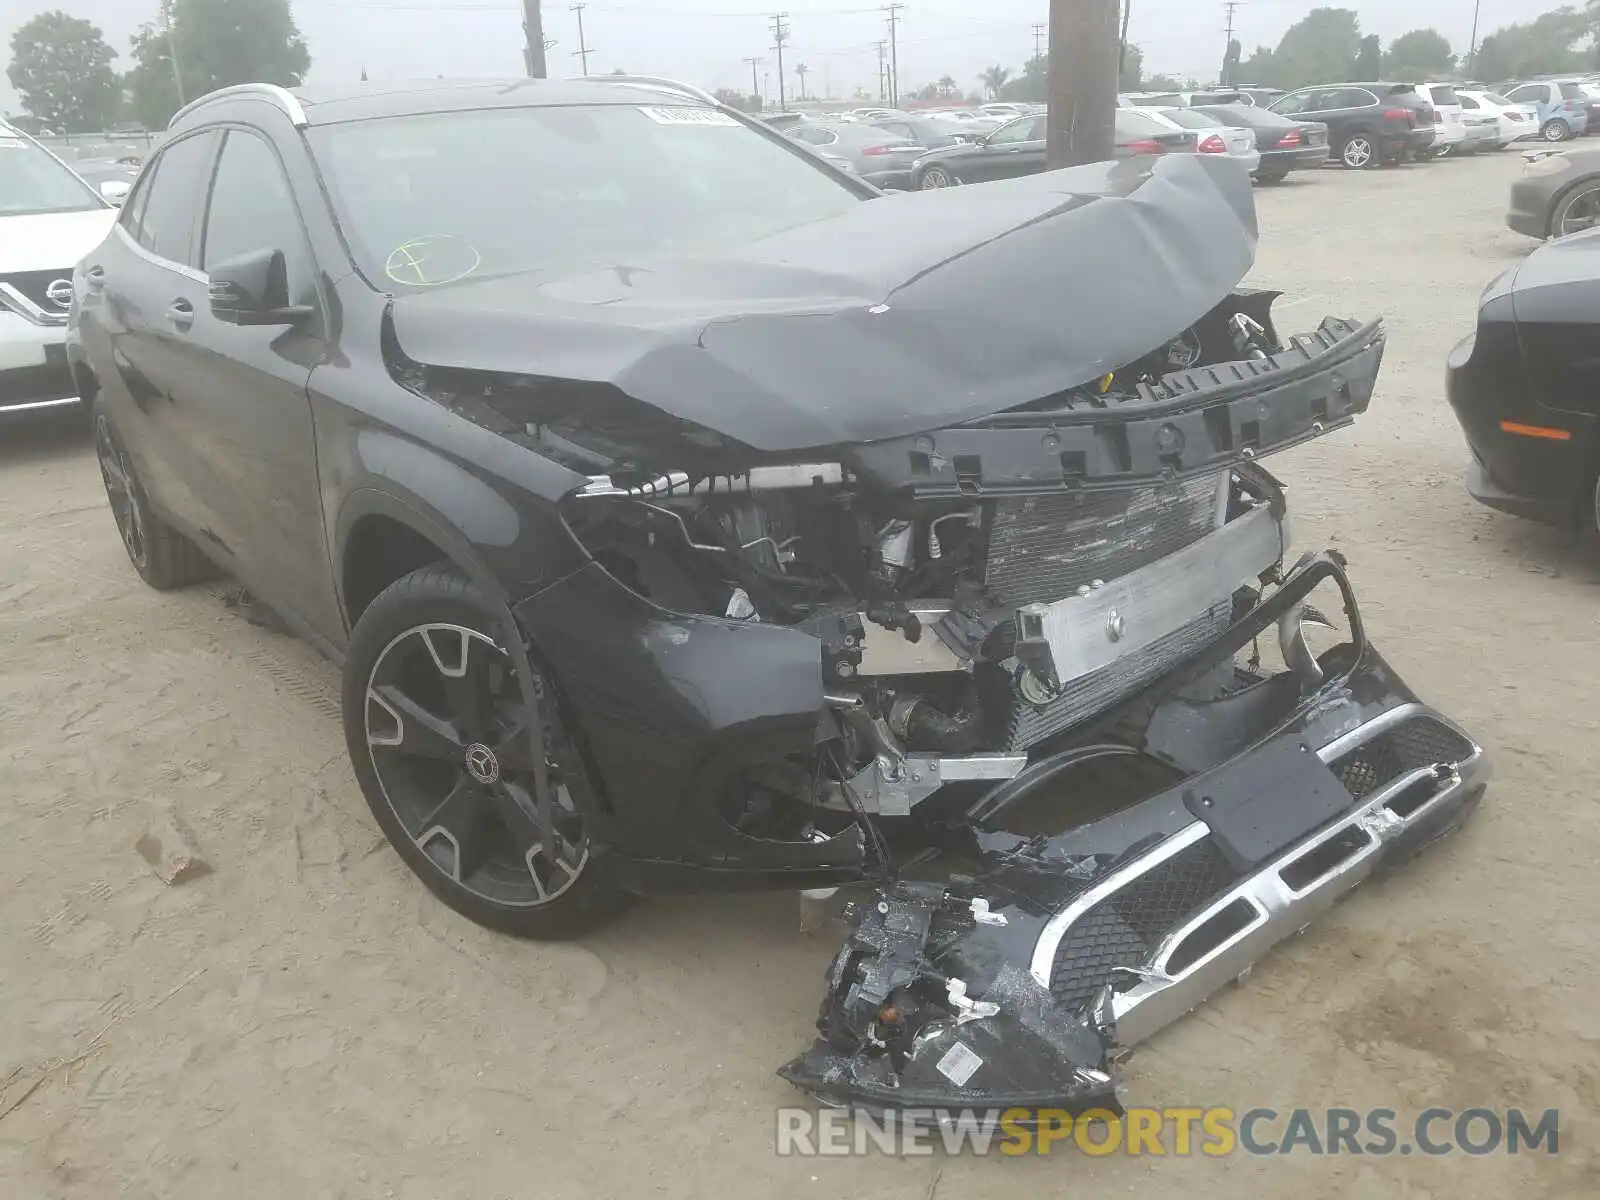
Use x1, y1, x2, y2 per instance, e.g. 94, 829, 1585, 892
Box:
2, 150, 1597, 1199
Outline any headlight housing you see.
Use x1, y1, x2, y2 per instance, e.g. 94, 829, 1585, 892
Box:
1524, 153, 1573, 178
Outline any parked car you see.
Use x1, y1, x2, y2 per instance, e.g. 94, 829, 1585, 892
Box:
867, 115, 981, 147
70, 75, 1485, 1119
0, 120, 118, 418
909, 109, 1193, 189
979, 102, 1032, 119
70, 158, 138, 204
1192, 104, 1330, 182
1458, 90, 1539, 148
1408, 82, 1467, 158
758, 111, 809, 130
1269, 83, 1434, 168
785, 121, 925, 188
1447, 231, 1600, 530
1502, 80, 1591, 141
1507, 146, 1600, 239
1121, 89, 1274, 109
1151, 107, 1260, 173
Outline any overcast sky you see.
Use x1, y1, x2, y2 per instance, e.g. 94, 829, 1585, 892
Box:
0, 0, 1559, 115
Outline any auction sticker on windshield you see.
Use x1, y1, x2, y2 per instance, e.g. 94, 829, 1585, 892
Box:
637, 106, 741, 126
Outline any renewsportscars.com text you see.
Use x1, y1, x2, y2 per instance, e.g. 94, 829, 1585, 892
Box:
775, 1106, 1560, 1157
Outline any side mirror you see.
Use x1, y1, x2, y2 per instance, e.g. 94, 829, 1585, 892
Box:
99, 179, 130, 205
208, 248, 312, 326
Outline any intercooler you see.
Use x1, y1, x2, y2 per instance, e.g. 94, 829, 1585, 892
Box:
983, 472, 1231, 751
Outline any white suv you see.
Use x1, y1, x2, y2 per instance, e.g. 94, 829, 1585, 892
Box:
1, 121, 118, 416
1414, 83, 1467, 157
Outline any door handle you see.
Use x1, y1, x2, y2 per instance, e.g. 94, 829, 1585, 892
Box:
85, 265, 106, 292
166, 299, 194, 331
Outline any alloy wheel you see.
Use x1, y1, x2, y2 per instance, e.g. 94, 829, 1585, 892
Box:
1555, 182, 1600, 237
1543, 119, 1572, 143
920, 166, 955, 189
363, 622, 589, 907
1341, 137, 1373, 169
94, 413, 148, 571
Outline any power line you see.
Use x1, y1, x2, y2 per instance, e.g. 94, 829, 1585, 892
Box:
771, 12, 791, 111
570, 1, 593, 74
882, 3, 903, 107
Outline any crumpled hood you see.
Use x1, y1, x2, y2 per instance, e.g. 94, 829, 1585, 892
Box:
390, 153, 1258, 452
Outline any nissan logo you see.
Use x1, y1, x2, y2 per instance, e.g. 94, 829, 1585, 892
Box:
45, 279, 74, 308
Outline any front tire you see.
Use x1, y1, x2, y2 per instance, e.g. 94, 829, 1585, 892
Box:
1549, 178, 1600, 238
341, 564, 624, 939
918, 165, 958, 189
1339, 134, 1376, 169
94, 410, 214, 590
1254, 169, 1289, 185
1542, 118, 1573, 143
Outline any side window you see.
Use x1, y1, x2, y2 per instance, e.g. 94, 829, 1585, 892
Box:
1460, 95, 1479, 110
1506, 85, 1537, 104
877, 121, 911, 138
791, 126, 835, 146
118, 157, 159, 242
201, 130, 316, 307
1270, 91, 1310, 115
988, 117, 1036, 144
136, 131, 218, 266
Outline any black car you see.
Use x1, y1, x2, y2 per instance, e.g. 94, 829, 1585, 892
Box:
1269, 82, 1434, 169
1193, 103, 1330, 182
910, 110, 1191, 188
72, 77, 1486, 1117
867, 115, 978, 147
1448, 233, 1599, 530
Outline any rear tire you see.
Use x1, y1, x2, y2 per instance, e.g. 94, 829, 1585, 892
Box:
342, 563, 627, 939
1542, 118, 1573, 143
1338, 134, 1377, 169
1254, 169, 1290, 185
918, 165, 957, 189
94, 409, 214, 590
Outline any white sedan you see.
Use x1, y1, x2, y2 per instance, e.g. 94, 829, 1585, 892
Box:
1458, 90, 1541, 148
1151, 107, 1262, 174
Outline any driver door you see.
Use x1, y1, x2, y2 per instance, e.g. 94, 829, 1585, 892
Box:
963, 115, 1047, 182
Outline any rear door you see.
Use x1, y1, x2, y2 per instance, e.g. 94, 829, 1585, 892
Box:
188, 125, 341, 638
87, 130, 225, 546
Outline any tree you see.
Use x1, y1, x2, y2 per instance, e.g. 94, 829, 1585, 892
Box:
1238, 44, 1276, 84
999, 53, 1047, 101
794, 62, 808, 99
1352, 33, 1380, 78
1221, 37, 1241, 85
936, 74, 957, 98
1118, 44, 1142, 91
1269, 8, 1362, 90
980, 65, 1010, 98
1477, 8, 1587, 81
7, 11, 121, 133
1143, 73, 1186, 92
1381, 29, 1454, 79
127, 0, 310, 129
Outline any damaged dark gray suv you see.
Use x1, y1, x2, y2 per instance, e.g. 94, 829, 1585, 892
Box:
70, 76, 1487, 1115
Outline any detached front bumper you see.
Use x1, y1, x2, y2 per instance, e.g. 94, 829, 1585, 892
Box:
781, 555, 1487, 1115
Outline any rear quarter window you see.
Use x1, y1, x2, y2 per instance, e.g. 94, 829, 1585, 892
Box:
1560, 83, 1586, 100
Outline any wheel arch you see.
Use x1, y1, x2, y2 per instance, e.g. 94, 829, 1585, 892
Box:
335, 486, 510, 630
1545, 173, 1600, 238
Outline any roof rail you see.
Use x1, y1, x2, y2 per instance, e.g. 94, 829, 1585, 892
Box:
577, 74, 720, 107
168, 83, 308, 131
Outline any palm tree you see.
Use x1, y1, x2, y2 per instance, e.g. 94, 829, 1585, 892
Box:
937, 74, 957, 98
980, 65, 1010, 99
795, 62, 809, 100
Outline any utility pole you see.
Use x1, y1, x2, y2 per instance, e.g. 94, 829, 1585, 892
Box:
882, 4, 903, 108
875, 40, 888, 102
744, 55, 763, 108
770, 13, 790, 111
570, 2, 592, 75
1032, 22, 1046, 61
163, 0, 185, 106
1046, 0, 1119, 169
1222, 0, 1241, 85
522, 0, 547, 76
1466, 0, 1482, 74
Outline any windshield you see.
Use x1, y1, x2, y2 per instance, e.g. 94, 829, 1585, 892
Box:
1198, 104, 1292, 128
1428, 85, 1460, 105
1484, 92, 1512, 105
0, 129, 106, 217
308, 104, 865, 290
1130, 94, 1182, 107
1114, 109, 1170, 137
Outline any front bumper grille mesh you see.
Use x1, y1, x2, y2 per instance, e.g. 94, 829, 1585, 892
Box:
1331, 717, 1475, 800
1049, 836, 1240, 1013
